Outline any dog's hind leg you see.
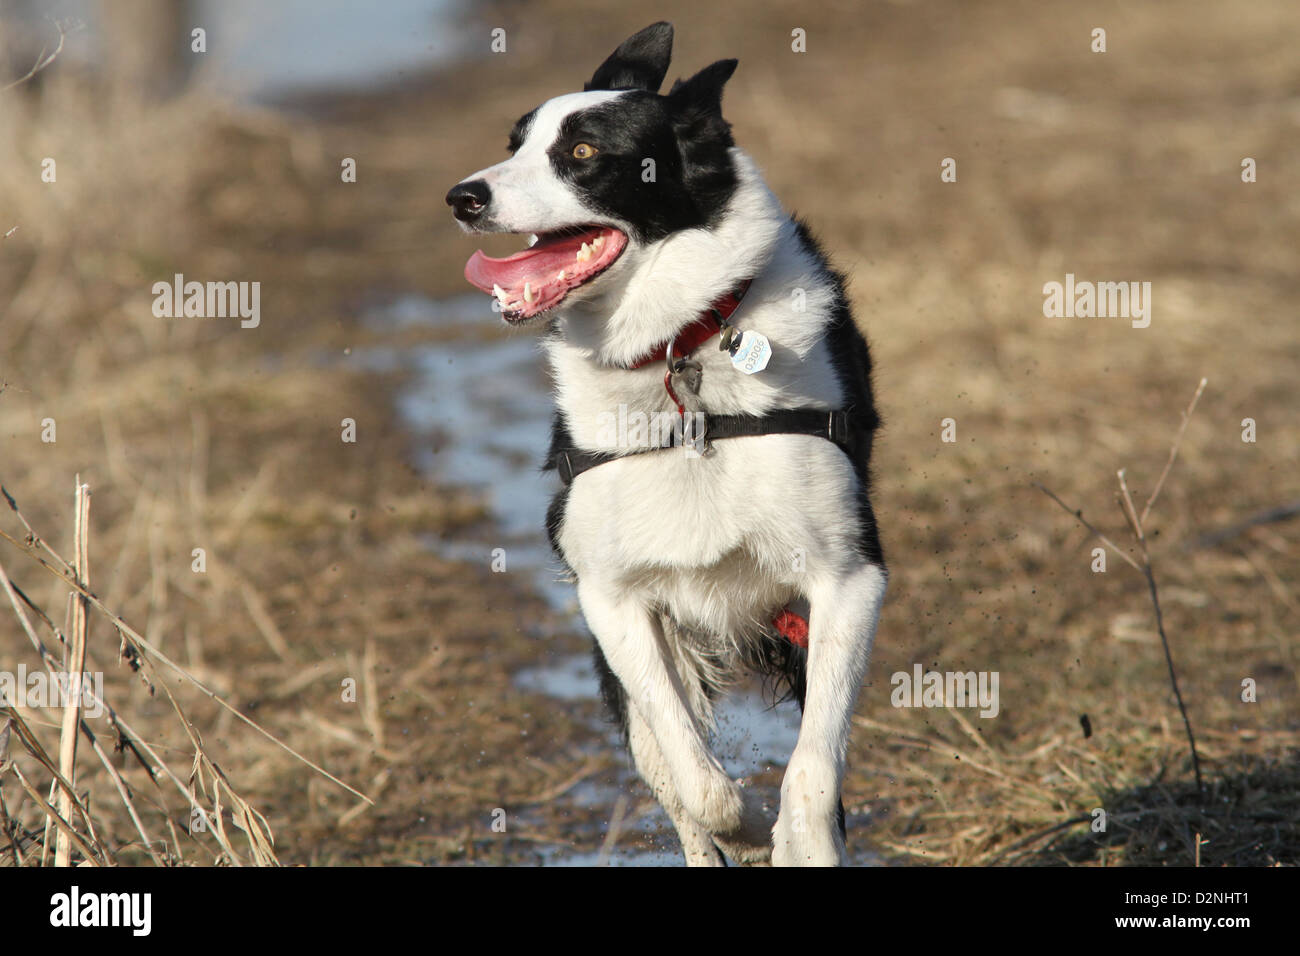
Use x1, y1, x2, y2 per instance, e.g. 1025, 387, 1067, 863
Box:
772, 560, 888, 866
577, 580, 770, 858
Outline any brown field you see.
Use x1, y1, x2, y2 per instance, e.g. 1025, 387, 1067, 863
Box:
1, 0, 1296, 866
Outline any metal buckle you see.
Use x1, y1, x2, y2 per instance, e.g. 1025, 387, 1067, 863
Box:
828, 411, 849, 447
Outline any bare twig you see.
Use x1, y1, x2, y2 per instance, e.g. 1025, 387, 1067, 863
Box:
1, 19, 70, 93
1032, 483, 1142, 572
1140, 377, 1207, 526
1035, 378, 1209, 794
1116, 469, 1144, 547
1139, 551, 1203, 792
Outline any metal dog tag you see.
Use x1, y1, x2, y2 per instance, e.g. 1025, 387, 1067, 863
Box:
729, 329, 771, 374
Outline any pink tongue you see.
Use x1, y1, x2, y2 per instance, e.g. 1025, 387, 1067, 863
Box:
465, 233, 593, 293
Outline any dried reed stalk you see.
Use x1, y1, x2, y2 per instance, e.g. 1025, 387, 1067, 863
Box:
54, 477, 89, 866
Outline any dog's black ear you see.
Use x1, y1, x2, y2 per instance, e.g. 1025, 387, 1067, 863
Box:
585, 21, 674, 92
666, 58, 738, 118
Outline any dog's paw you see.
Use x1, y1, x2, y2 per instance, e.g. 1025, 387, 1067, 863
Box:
711, 790, 774, 865
682, 843, 728, 867
681, 769, 747, 835
772, 759, 845, 866
771, 819, 842, 866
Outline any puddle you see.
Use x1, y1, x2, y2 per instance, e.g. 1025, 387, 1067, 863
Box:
514, 651, 800, 778
26, 0, 472, 104
364, 292, 878, 865
194, 0, 472, 101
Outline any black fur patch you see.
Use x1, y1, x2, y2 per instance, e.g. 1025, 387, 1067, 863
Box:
792, 218, 886, 568
543, 411, 575, 570
544, 92, 737, 244
584, 21, 674, 94
739, 629, 809, 710
506, 108, 537, 154
590, 637, 629, 743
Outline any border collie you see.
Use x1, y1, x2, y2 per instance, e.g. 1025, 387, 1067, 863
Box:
447, 22, 886, 866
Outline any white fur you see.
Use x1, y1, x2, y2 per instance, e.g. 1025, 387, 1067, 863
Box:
459, 91, 627, 235
465, 129, 887, 865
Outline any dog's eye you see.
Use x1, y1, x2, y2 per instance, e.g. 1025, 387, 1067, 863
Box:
572, 143, 598, 160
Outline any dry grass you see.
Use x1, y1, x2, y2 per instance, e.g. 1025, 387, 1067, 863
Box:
1, 0, 1297, 866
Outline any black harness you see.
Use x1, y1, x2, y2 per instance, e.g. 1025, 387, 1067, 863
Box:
555, 280, 858, 486
555, 408, 855, 486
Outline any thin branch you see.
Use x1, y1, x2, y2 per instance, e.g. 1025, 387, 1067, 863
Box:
1032, 483, 1142, 572
1034, 377, 1209, 796
1141, 565, 1203, 792
1116, 469, 1145, 547
1141, 377, 1207, 526
1, 19, 69, 92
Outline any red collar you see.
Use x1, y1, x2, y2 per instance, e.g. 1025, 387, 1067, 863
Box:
625, 279, 753, 370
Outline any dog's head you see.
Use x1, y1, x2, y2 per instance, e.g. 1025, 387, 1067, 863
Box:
446, 22, 739, 324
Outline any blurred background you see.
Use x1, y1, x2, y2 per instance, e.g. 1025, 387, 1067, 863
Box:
0, 0, 1296, 866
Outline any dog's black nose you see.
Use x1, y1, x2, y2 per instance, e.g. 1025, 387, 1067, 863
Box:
446, 180, 491, 222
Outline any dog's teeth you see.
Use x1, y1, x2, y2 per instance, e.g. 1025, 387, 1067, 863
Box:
556, 270, 567, 281
528, 234, 539, 247
492, 284, 508, 302
523, 283, 534, 303
592, 236, 604, 249
578, 243, 592, 262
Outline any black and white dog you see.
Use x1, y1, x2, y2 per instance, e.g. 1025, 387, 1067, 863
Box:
447, 22, 886, 866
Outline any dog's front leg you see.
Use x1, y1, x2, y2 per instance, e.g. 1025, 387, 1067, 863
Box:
625, 705, 727, 866
773, 562, 888, 866
577, 581, 757, 843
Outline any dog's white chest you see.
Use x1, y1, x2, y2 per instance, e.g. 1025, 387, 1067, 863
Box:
555, 433, 856, 635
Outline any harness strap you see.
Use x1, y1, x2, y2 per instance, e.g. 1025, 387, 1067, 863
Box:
554, 408, 853, 486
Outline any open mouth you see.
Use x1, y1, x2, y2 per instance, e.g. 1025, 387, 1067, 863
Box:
464, 225, 628, 322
